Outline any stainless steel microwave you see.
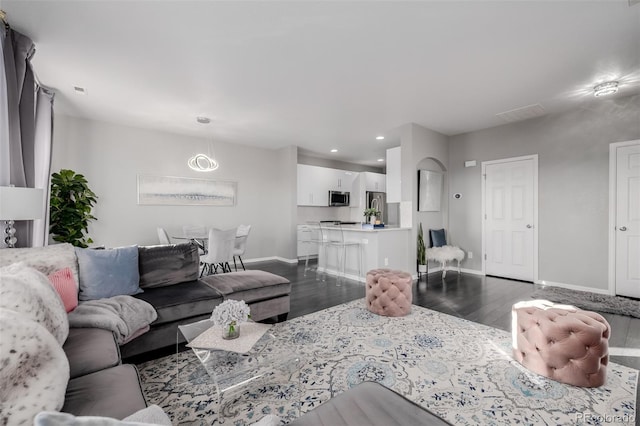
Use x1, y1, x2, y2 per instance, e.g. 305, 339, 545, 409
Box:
328, 191, 350, 206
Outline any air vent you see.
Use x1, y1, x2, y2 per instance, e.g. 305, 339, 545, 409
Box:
496, 104, 546, 123
73, 86, 87, 95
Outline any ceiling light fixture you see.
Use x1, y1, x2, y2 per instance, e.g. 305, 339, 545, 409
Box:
188, 153, 219, 172
330, 149, 338, 153
593, 81, 619, 97
189, 117, 219, 171
376, 136, 385, 140
377, 158, 384, 162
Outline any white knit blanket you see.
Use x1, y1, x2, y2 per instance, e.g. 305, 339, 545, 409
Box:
0, 308, 70, 425
68, 296, 157, 344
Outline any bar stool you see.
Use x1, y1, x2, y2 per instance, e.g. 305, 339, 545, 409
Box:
300, 222, 327, 281
320, 222, 362, 283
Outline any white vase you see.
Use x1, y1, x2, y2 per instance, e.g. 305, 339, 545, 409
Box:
370, 216, 377, 225
418, 264, 427, 273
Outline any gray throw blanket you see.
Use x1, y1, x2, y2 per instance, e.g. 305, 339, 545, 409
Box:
68, 295, 157, 344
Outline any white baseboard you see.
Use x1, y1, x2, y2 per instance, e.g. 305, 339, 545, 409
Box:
534, 280, 612, 295
275, 257, 299, 264
456, 267, 484, 276
243, 256, 298, 264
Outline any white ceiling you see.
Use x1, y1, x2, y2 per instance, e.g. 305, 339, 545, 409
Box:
3, 1, 639, 165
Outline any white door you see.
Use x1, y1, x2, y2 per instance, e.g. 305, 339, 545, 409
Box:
483, 157, 536, 281
615, 144, 640, 298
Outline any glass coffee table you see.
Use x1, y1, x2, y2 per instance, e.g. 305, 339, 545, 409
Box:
177, 319, 301, 423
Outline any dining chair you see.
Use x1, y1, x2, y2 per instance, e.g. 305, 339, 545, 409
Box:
157, 227, 171, 245
232, 224, 252, 271
200, 228, 237, 277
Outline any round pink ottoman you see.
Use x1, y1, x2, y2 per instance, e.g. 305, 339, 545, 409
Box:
366, 269, 412, 317
512, 300, 610, 387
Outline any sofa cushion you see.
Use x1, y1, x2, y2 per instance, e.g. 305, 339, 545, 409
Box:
48, 267, 79, 312
138, 242, 199, 289
288, 381, 452, 426
63, 364, 147, 420
64, 328, 120, 379
0, 242, 79, 287
76, 246, 142, 301
0, 263, 69, 344
134, 280, 222, 325
201, 270, 291, 303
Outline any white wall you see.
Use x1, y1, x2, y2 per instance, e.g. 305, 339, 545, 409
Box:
448, 94, 640, 290
52, 115, 298, 260
399, 123, 449, 268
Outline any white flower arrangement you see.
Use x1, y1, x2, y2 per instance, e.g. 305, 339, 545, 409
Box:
211, 299, 251, 328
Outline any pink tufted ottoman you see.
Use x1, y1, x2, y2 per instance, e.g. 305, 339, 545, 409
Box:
512, 300, 610, 387
366, 269, 412, 317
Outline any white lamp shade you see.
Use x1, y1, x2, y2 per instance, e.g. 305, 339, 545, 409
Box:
0, 187, 45, 220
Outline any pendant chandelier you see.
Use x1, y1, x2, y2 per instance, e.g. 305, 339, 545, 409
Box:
189, 116, 219, 172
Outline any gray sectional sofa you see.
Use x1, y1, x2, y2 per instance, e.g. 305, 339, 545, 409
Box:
122, 242, 291, 358
0, 241, 292, 422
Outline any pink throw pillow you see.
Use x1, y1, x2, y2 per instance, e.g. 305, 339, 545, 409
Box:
48, 267, 79, 313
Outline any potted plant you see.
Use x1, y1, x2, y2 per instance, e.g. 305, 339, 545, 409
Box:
363, 207, 380, 225
417, 223, 427, 273
49, 169, 98, 248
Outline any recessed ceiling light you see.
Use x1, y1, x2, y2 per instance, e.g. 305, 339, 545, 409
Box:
377, 158, 384, 162
594, 81, 619, 97
376, 136, 385, 140
196, 116, 211, 124
73, 86, 87, 95
330, 149, 338, 153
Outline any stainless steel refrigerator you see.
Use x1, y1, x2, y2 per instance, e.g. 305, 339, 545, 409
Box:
366, 191, 387, 224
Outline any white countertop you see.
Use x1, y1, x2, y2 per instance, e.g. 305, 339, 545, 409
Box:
299, 224, 410, 232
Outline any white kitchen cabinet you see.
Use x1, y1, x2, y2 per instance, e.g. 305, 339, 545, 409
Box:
297, 165, 329, 206
386, 147, 401, 203
297, 164, 357, 206
364, 172, 386, 192
297, 225, 319, 257
350, 172, 386, 209
328, 168, 357, 191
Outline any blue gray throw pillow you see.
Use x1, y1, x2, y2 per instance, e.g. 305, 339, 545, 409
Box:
430, 229, 447, 247
75, 246, 142, 301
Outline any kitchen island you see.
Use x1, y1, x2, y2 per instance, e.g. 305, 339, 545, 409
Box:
313, 224, 412, 282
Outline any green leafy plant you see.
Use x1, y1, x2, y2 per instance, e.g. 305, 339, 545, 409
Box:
363, 207, 380, 219
49, 169, 98, 248
417, 223, 426, 265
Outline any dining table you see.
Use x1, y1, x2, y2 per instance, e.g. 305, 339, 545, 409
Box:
172, 235, 209, 253
172, 234, 242, 254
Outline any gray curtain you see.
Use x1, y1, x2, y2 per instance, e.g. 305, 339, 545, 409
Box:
1, 23, 54, 248
33, 86, 54, 247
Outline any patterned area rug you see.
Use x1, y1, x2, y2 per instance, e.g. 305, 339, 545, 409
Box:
532, 286, 640, 318
137, 300, 638, 425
